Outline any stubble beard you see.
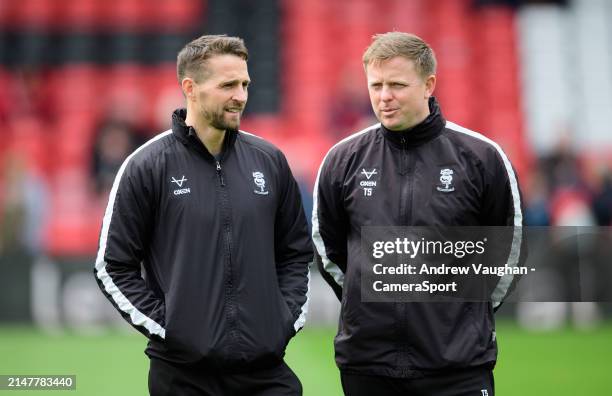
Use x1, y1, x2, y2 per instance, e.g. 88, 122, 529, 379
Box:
204, 107, 241, 131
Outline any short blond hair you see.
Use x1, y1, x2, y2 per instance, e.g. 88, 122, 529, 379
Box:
363, 32, 436, 79
177, 34, 248, 83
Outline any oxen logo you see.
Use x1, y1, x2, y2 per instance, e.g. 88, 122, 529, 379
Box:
171, 176, 187, 187
171, 176, 190, 195
359, 168, 378, 197
361, 168, 378, 180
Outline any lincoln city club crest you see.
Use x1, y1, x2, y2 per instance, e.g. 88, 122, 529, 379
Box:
253, 171, 269, 195
436, 168, 455, 192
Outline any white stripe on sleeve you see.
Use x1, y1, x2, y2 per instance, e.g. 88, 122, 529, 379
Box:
94, 129, 173, 338
293, 267, 311, 332
311, 123, 380, 289
445, 121, 523, 308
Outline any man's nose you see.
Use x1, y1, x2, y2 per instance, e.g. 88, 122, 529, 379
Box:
380, 85, 393, 101
233, 86, 248, 103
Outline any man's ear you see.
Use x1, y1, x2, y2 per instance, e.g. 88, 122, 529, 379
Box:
181, 77, 195, 101
424, 74, 436, 99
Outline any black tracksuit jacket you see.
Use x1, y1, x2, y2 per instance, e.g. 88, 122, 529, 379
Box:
95, 109, 312, 369
313, 98, 525, 378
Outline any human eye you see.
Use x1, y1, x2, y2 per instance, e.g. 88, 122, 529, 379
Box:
220, 80, 240, 89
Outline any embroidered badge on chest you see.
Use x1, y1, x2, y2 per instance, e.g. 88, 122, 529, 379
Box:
359, 168, 379, 197
253, 171, 269, 195
436, 168, 455, 192
171, 175, 191, 195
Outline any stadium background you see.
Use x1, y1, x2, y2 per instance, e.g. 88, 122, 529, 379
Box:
0, 0, 611, 394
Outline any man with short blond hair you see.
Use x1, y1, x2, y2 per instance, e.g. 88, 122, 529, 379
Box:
313, 32, 524, 395
362, 31, 437, 77
95, 34, 311, 395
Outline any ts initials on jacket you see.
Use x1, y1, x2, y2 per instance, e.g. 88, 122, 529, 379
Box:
313, 98, 525, 378
95, 109, 312, 370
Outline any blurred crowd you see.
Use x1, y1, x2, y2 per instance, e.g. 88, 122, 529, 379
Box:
2, 83, 611, 254
1, 0, 611, 330
524, 138, 612, 228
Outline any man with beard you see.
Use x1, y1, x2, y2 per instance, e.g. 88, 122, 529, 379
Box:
94, 35, 312, 395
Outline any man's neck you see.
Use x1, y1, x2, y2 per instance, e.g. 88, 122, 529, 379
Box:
185, 110, 225, 156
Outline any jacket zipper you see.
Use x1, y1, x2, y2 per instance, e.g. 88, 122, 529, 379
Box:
216, 161, 225, 186
216, 160, 238, 349
397, 137, 413, 370
399, 137, 412, 224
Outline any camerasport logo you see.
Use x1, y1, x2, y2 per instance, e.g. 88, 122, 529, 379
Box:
359, 168, 378, 197
171, 175, 191, 195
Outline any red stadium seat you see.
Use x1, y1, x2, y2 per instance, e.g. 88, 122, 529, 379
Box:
153, 0, 205, 31
59, 0, 101, 30
7, 116, 50, 175
45, 168, 103, 256
47, 65, 102, 118
7, 0, 57, 29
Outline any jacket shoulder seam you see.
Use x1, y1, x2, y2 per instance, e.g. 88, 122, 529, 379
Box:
444, 121, 502, 154
445, 120, 523, 226
129, 130, 177, 168
237, 130, 280, 162
327, 123, 380, 156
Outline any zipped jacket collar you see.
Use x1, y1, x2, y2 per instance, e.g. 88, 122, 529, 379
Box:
381, 97, 445, 148
171, 108, 237, 161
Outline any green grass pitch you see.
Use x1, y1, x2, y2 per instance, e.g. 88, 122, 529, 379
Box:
0, 322, 610, 395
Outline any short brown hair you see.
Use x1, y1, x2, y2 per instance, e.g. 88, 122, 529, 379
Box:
177, 34, 248, 83
362, 32, 436, 79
